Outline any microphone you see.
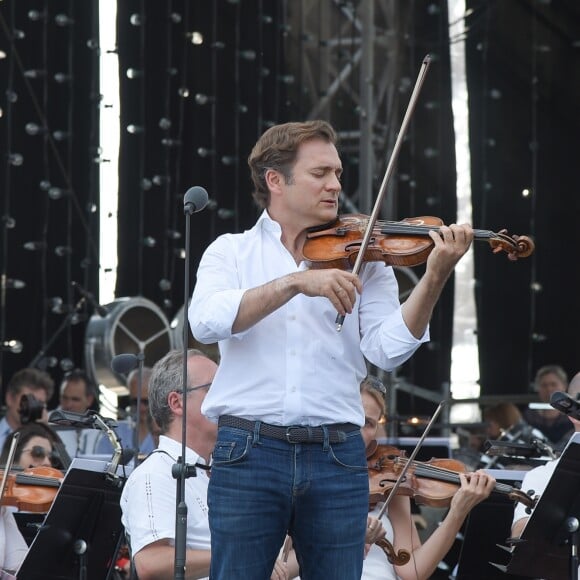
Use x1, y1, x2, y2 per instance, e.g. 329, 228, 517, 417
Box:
71, 281, 108, 318
183, 186, 209, 215
550, 391, 580, 420
111, 353, 140, 375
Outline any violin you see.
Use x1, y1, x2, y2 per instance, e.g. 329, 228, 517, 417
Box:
0, 466, 63, 513
367, 444, 536, 509
303, 214, 535, 270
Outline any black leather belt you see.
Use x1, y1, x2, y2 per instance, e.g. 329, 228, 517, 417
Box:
218, 415, 358, 444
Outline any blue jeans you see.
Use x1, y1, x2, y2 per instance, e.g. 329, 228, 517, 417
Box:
208, 422, 368, 580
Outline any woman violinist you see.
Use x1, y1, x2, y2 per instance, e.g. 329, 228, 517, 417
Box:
361, 375, 495, 580
0, 423, 66, 574
0, 423, 64, 470
274, 376, 496, 580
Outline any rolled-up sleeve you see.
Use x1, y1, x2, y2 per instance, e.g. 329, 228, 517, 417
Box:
189, 235, 247, 343
358, 263, 429, 370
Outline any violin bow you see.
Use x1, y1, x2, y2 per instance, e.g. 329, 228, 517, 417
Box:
336, 54, 432, 331
0, 432, 20, 502
376, 400, 445, 520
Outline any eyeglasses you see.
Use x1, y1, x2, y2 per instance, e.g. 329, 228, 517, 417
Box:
21, 445, 57, 461
362, 376, 386, 395
178, 382, 212, 394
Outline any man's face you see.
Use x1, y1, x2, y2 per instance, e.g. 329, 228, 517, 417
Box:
60, 379, 92, 413
538, 372, 567, 403
272, 138, 343, 228
184, 356, 218, 446
361, 391, 383, 449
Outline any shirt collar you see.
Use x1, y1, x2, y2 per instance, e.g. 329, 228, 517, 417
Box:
158, 434, 202, 465
257, 209, 282, 234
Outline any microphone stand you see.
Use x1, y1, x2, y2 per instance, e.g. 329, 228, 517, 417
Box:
131, 352, 145, 466
29, 297, 87, 368
173, 188, 207, 579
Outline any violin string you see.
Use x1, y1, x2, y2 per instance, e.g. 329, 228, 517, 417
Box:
340, 219, 498, 240
396, 458, 520, 495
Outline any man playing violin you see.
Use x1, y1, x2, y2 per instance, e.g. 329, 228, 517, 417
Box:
189, 119, 475, 579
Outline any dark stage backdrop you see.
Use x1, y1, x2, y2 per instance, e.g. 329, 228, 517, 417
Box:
466, 0, 580, 395
0, 0, 100, 406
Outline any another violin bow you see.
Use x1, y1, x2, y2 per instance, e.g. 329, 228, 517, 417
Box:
0, 432, 20, 502
335, 54, 432, 331
376, 400, 445, 520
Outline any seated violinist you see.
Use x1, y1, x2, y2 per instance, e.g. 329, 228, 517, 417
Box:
0, 423, 64, 575
361, 376, 496, 579
0, 423, 64, 470
276, 375, 497, 580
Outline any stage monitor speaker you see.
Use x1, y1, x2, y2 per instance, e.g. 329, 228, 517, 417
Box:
85, 296, 175, 391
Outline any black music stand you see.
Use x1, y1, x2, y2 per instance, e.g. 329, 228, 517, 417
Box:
493, 432, 580, 579
454, 470, 530, 580
16, 458, 129, 580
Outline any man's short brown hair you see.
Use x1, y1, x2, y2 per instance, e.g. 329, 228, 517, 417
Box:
248, 120, 338, 209
7, 367, 55, 400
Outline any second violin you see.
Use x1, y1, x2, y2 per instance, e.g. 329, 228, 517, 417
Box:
367, 445, 536, 510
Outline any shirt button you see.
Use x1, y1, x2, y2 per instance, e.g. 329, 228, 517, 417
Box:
290, 386, 297, 393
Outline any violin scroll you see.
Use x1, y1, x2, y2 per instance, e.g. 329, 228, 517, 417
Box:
376, 538, 411, 566
489, 230, 535, 261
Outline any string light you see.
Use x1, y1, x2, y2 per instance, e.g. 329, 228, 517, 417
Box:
1, 340, 23, 354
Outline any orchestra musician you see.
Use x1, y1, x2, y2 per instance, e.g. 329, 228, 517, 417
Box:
0, 368, 54, 451
120, 349, 287, 580
0, 423, 63, 470
0, 423, 65, 576
189, 119, 475, 579
120, 349, 217, 580
276, 375, 496, 580
523, 365, 573, 446
512, 370, 580, 539
359, 376, 496, 579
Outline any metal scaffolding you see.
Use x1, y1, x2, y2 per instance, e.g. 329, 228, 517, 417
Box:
285, 0, 411, 217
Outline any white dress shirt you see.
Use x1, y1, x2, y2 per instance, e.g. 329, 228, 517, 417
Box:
189, 210, 428, 427
0, 508, 28, 574
120, 435, 211, 575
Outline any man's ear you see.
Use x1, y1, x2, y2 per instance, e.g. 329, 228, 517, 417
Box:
264, 168, 283, 194
6, 390, 17, 408
167, 392, 183, 415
